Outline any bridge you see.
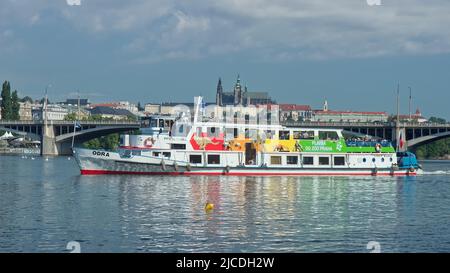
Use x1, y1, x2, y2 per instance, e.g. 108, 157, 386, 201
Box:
2, 119, 449, 155
0, 120, 140, 155
283, 121, 450, 151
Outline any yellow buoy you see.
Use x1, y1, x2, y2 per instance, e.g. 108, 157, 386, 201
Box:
205, 202, 214, 212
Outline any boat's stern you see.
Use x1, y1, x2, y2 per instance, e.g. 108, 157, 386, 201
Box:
397, 151, 423, 175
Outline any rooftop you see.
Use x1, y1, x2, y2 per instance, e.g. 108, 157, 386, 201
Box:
89, 106, 134, 116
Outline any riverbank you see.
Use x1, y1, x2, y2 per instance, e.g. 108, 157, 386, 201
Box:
0, 147, 40, 155
419, 155, 450, 160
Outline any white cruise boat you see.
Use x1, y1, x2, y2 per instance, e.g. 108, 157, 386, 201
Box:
73, 98, 422, 176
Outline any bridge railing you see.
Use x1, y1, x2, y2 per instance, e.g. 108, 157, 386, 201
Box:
282, 121, 394, 127
282, 121, 450, 128
0, 120, 140, 125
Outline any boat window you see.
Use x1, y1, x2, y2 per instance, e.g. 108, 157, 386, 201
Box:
150, 118, 158, 128
363, 158, 367, 163
159, 119, 164, 127
319, 157, 330, 165
164, 120, 171, 128
299, 131, 315, 140
293, 131, 302, 140
372, 158, 376, 163
245, 129, 257, 139
119, 150, 132, 158
141, 118, 150, 128
207, 154, 220, 164
319, 131, 339, 140
287, 156, 298, 165
264, 130, 274, 140
163, 152, 171, 158
225, 128, 235, 140
390, 158, 393, 162
171, 144, 186, 150
279, 131, 290, 140
303, 156, 314, 165
270, 156, 282, 165
189, 154, 202, 164
132, 150, 141, 156
208, 127, 219, 138
381, 158, 385, 162
334, 156, 346, 166
153, 152, 161, 157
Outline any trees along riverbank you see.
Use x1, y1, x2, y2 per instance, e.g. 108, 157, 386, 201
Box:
414, 117, 450, 159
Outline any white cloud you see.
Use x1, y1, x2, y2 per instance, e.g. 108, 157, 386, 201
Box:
1, 0, 450, 61
66, 0, 81, 6
29, 14, 40, 25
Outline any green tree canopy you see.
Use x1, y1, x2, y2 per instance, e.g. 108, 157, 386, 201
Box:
1, 81, 12, 120
428, 116, 447, 124
11, 90, 20, 120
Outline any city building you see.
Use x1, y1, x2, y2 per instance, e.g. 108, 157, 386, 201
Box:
311, 100, 388, 122
312, 110, 389, 123
392, 109, 428, 123
216, 75, 275, 106
144, 103, 162, 114
90, 101, 139, 115
18, 102, 33, 120
32, 104, 69, 121
279, 104, 313, 122
88, 106, 134, 120
65, 98, 90, 106
65, 105, 91, 120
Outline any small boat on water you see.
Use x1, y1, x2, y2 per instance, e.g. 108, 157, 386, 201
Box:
73, 97, 422, 176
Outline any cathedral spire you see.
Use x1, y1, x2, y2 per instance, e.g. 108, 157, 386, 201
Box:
234, 74, 242, 106
216, 77, 223, 106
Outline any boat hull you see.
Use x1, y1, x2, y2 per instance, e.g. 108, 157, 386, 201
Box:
74, 149, 419, 177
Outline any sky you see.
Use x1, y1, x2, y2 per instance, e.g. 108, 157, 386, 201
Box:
1, 0, 450, 119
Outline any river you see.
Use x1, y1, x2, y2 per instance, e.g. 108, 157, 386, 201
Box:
0, 156, 449, 252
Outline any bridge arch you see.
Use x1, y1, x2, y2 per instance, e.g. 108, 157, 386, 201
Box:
407, 131, 450, 149
55, 125, 140, 144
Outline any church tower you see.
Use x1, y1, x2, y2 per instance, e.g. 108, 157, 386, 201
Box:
216, 77, 223, 106
323, 99, 329, 111
244, 84, 250, 106
234, 74, 242, 106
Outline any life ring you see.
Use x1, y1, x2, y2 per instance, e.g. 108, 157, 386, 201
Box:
409, 167, 415, 173
375, 143, 381, 153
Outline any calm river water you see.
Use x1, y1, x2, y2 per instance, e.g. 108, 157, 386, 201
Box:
0, 156, 449, 252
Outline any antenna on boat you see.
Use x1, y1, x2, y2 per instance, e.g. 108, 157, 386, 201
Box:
396, 83, 400, 151
408, 86, 412, 121
193, 96, 202, 124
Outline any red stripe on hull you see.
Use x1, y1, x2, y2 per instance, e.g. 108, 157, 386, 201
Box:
80, 169, 416, 176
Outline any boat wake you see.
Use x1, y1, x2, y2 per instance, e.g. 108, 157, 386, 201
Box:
422, 170, 450, 175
